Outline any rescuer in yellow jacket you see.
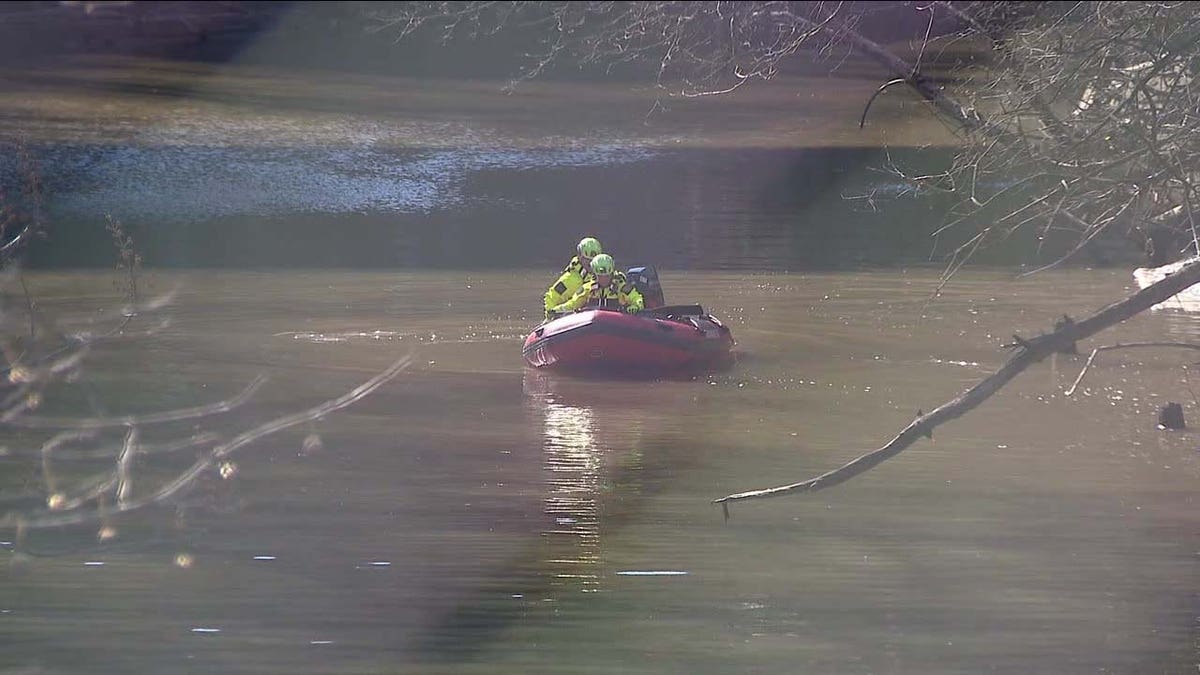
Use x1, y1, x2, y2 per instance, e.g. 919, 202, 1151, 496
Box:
549, 254, 645, 316
544, 236, 603, 320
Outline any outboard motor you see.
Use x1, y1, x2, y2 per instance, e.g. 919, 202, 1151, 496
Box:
627, 265, 665, 309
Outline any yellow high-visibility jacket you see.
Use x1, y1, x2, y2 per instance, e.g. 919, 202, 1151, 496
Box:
551, 271, 644, 315
544, 255, 593, 311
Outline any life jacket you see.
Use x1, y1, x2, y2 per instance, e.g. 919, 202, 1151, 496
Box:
585, 271, 635, 309
546, 255, 594, 306
564, 255, 588, 277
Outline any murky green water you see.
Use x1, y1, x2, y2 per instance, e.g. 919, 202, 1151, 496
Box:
1, 268, 1196, 674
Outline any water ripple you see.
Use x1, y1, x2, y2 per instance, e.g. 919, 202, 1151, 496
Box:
14, 143, 656, 223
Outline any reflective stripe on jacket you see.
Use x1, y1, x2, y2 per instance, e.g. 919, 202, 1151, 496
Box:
552, 271, 644, 314
544, 255, 593, 310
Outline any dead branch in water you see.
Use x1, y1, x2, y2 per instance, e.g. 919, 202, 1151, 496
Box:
1064, 342, 1200, 397
714, 258, 1200, 513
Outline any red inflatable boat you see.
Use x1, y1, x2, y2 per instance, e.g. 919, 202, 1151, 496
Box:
522, 304, 735, 375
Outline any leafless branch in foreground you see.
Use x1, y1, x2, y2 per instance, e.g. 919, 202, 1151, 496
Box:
0, 266, 414, 537
0, 140, 415, 555
713, 258, 1200, 514
5, 354, 413, 530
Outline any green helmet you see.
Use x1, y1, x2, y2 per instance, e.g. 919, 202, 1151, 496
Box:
577, 237, 603, 260
590, 253, 615, 276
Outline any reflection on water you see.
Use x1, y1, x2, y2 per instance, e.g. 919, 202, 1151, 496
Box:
18, 143, 656, 224
523, 369, 651, 596
2, 56, 1072, 272
532, 382, 604, 591
16, 141, 965, 271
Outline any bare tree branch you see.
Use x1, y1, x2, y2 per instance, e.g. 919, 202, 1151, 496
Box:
713, 257, 1200, 510
0, 143, 415, 539
1065, 341, 1200, 396
373, 3, 1200, 269
3, 354, 413, 530
7, 375, 267, 430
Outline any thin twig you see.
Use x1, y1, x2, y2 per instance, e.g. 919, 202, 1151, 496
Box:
8, 375, 267, 430
859, 78, 908, 128
6, 354, 414, 529
115, 426, 138, 505
1064, 341, 1200, 396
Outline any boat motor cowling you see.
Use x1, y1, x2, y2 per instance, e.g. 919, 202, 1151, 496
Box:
626, 265, 665, 309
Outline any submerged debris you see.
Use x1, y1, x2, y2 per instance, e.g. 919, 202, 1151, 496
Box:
1157, 402, 1185, 430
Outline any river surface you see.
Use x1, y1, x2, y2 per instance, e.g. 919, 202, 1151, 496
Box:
0, 42, 1195, 674
1, 268, 1196, 674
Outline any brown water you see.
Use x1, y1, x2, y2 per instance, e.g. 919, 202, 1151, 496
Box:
1, 268, 1195, 674
0, 22, 1195, 672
